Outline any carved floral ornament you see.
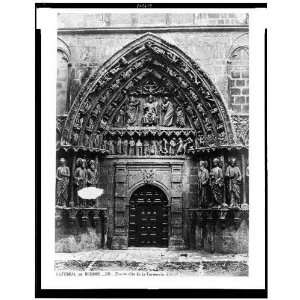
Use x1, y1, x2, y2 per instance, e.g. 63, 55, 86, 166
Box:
141, 169, 154, 184
61, 33, 239, 150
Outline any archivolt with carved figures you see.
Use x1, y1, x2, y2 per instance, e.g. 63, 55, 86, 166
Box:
59, 33, 240, 152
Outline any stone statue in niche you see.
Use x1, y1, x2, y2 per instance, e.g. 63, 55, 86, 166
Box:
136, 138, 143, 156
92, 103, 101, 117
198, 160, 209, 208
177, 137, 185, 155
157, 138, 163, 155
161, 138, 169, 155
126, 96, 140, 125
209, 158, 224, 208
56, 158, 70, 207
225, 158, 242, 207
123, 138, 129, 155
114, 106, 126, 127
196, 103, 204, 113
195, 135, 201, 149
143, 139, 150, 156
94, 132, 103, 148
169, 137, 177, 155
108, 139, 115, 154
74, 158, 87, 207
128, 137, 135, 155
150, 140, 157, 155
74, 114, 84, 129
102, 139, 107, 151
184, 137, 194, 154
142, 95, 159, 126
116, 137, 122, 154
87, 160, 98, 187
81, 101, 92, 114
83, 132, 90, 147
72, 131, 79, 146
86, 118, 94, 131
175, 106, 186, 127
161, 96, 174, 126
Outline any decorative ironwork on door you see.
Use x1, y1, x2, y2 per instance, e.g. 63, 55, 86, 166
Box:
129, 185, 168, 247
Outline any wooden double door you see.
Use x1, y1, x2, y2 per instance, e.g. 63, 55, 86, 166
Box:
129, 185, 168, 247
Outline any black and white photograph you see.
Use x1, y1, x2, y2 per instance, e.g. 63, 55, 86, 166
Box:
36, 3, 267, 296
55, 10, 250, 273
9, 1, 300, 299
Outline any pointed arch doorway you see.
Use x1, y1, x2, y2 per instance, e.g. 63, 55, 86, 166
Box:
128, 184, 168, 247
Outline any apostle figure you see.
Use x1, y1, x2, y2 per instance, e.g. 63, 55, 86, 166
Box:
102, 139, 107, 151
83, 132, 90, 148
176, 137, 185, 155
225, 158, 242, 207
183, 137, 194, 154
126, 96, 140, 125
93, 132, 103, 148
129, 137, 135, 155
108, 139, 115, 154
150, 140, 158, 155
169, 137, 177, 155
158, 139, 164, 155
116, 136, 122, 154
175, 106, 186, 127
198, 161, 209, 208
142, 94, 159, 126
210, 158, 224, 208
72, 131, 79, 146
115, 107, 125, 127
143, 139, 150, 156
56, 158, 70, 207
123, 138, 129, 155
74, 158, 87, 207
161, 96, 174, 126
136, 138, 143, 156
87, 160, 98, 187
162, 138, 169, 155
92, 103, 101, 117
86, 118, 94, 131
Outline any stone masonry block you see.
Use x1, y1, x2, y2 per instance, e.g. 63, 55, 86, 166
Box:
230, 88, 240, 95
236, 96, 245, 104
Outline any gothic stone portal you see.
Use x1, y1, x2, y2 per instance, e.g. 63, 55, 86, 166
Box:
129, 184, 168, 247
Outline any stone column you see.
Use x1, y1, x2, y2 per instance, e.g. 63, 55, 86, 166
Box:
169, 163, 185, 250
70, 154, 77, 207
195, 210, 205, 250
68, 209, 77, 235
66, 63, 72, 113
241, 152, 249, 209
111, 163, 128, 249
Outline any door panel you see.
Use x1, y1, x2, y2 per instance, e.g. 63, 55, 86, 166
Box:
129, 185, 168, 247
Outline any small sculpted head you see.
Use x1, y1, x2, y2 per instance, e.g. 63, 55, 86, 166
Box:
59, 158, 66, 166
213, 158, 219, 167
229, 157, 236, 167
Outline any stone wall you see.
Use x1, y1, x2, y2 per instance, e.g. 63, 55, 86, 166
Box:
56, 13, 249, 116
57, 13, 248, 28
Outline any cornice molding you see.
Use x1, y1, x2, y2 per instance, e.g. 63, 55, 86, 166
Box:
57, 25, 249, 35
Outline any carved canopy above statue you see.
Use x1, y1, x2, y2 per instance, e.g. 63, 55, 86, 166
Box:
61, 33, 236, 149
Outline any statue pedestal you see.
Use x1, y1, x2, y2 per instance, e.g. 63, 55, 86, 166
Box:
111, 235, 128, 250
168, 236, 186, 250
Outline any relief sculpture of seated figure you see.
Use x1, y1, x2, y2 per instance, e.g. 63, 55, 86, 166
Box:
142, 95, 159, 126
